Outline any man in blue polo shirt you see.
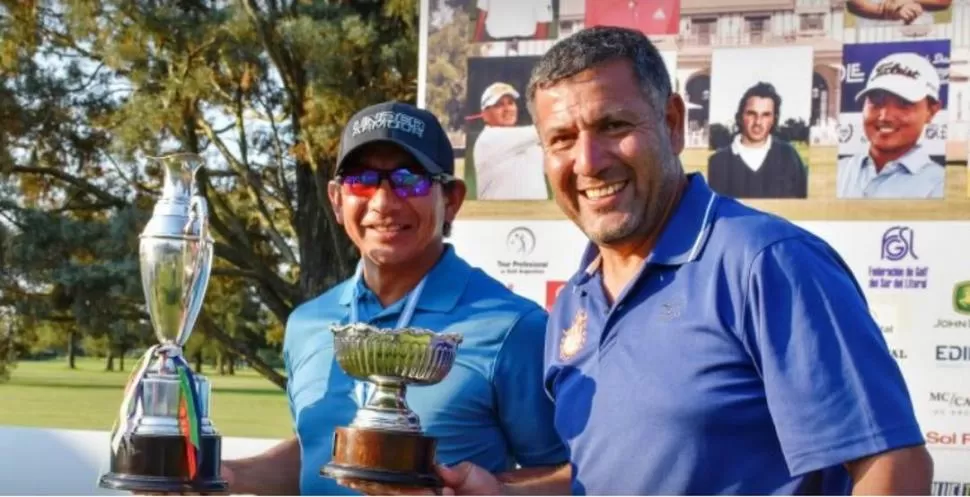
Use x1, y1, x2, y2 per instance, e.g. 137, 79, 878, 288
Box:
219, 101, 567, 495
435, 27, 932, 495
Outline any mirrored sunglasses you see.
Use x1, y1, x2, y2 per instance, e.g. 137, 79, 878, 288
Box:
337, 168, 452, 198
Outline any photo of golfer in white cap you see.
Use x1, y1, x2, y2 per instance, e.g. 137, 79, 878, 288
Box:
836, 52, 946, 199
471, 82, 548, 200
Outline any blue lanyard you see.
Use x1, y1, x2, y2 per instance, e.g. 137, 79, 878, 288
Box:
348, 261, 428, 328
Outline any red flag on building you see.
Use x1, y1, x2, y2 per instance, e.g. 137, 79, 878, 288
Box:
584, 0, 680, 35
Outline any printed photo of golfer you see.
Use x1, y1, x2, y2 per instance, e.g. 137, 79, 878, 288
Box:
463, 56, 549, 201
706, 46, 814, 198
836, 40, 950, 199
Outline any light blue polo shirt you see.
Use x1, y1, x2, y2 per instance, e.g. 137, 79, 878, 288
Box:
544, 173, 924, 495
836, 145, 944, 199
284, 245, 568, 495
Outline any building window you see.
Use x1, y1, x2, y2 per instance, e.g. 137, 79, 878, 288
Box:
691, 18, 716, 44
800, 13, 825, 31
746, 16, 769, 43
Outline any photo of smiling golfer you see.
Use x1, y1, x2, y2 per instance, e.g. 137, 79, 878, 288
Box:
836, 51, 946, 199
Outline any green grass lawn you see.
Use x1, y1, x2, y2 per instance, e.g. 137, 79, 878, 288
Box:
0, 357, 292, 439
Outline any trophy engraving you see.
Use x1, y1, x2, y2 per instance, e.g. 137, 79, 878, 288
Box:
99, 153, 227, 494
322, 323, 463, 488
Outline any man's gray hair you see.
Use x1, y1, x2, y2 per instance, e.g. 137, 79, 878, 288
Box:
526, 26, 673, 119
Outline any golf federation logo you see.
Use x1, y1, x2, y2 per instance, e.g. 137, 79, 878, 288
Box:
560, 310, 588, 361
351, 111, 426, 138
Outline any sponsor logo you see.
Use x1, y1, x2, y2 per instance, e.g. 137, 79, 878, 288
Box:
925, 430, 970, 447
925, 122, 947, 140
880, 226, 918, 261
841, 62, 867, 84
933, 481, 970, 496
659, 298, 684, 320
351, 111, 425, 138
545, 280, 567, 311
929, 392, 970, 417
838, 123, 853, 144
954, 281, 970, 315
868, 226, 928, 290
891, 348, 908, 360
935, 345, 970, 363
559, 310, 588, 361
932, 281, 970, 329
505, 227, 535, 255
869, 303, 897, 334
872, 61, 921, 81
497, 227, 548, 276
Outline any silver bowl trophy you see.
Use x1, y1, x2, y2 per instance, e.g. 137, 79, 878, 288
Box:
99, 153, 227, 494
321, 323, 463, 488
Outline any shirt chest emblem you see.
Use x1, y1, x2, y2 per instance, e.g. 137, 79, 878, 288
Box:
559, 310, 588, 361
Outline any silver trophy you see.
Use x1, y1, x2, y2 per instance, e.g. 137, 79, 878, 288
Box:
322, 323, 463, 488
99, 152, 227, 494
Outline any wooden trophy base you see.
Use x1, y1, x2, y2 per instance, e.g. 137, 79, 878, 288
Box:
99, 433, 228, 494
321, 426, 441, 488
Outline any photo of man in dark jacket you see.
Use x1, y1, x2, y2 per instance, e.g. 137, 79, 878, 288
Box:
707, 82, 809, 198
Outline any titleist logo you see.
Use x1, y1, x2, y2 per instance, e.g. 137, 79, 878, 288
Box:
873, 61, 920, 80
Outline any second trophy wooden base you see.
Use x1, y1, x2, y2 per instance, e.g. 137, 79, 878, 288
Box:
321, 426, 441, 488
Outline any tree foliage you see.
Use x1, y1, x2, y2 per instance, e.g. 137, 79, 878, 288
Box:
0, 0, 420, 387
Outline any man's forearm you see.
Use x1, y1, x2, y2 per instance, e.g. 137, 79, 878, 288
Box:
497, 463, 571, 496
846, 446, 933, 495
223, 437, 302, 495
847, 0, 886, 17
915, 0, 951, 11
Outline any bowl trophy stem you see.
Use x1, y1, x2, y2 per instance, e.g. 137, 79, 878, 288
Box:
321, 324, 464, 488
98, 153, 227, 494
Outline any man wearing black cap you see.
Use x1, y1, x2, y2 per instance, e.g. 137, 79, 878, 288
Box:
218, 101, 567, 495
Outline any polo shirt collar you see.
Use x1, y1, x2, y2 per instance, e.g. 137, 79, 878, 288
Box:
575, 172, 719, 279
338, 243, 470, 312
863, 144, 933, 175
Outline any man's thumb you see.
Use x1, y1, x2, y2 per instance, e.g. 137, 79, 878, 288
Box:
437, 461, 472, 488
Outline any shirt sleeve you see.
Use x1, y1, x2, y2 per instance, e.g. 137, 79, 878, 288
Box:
283, 320, 299, 432
739, 236, 924, 477
492, 307, 569, 467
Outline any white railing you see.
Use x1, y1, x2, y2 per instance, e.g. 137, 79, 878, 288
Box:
0, 426, 282, 496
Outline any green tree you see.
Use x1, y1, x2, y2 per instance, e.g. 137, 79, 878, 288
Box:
0, 0, 419, 388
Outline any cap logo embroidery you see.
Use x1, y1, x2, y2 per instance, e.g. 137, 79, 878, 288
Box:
352, 111, 426, 138
873, 61, 919, 80
560, 309, 588, 361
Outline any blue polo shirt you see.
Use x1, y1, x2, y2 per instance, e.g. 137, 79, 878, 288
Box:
544, 173, 924, 495
284, 245, 568, 495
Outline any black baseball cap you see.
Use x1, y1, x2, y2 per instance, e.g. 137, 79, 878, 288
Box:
336, 101, 455, 176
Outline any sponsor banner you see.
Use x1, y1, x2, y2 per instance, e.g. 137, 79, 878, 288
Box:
451, 218, 970, 479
